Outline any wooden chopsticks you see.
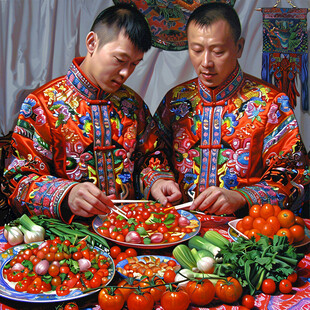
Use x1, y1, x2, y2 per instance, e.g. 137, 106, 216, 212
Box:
110, 205, 128, 219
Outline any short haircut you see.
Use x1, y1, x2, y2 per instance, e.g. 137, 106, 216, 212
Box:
91, 3, 152, 52
186, 2, 241, 42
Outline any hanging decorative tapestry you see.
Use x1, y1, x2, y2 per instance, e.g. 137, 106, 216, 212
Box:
113, 0, 236, 51
261, 7, 309, 111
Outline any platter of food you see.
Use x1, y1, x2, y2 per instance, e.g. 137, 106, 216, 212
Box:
116, 255, 181, 279
92, 201, 201, 249
228, 219, 310, 248
0, 241, 115, 303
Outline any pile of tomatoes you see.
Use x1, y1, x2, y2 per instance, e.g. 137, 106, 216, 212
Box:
236, 204, 306, 243
97, 202, 198, 245
3, 237, 112, 295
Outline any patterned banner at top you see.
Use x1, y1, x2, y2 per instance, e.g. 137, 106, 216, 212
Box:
261, 8, 308, 110
113, 0, 236, 51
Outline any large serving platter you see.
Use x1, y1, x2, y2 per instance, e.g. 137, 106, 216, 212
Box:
0, 242, 115, 303
93, 209, 201, 249
228, 219, 310, 248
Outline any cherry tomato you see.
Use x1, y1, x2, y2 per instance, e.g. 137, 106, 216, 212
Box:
260, 203, 274, 219
48, 264, 60, 277
117, 278, 139, 301
249, 204, 261, 218
279, 279, 293, 294
127, 291, 154, 310
242, 294, 255, 309
98, 287, 124, 310
261, 278, 276, 295
289, 224, 305, 243
276, 228, 294, 244
125, 248, 138, 257
110, 246, 122, 259
215, 277, 243, 304
56, 285, 70, 296
185, 279, 215, 306
287, 271, 298, 284
160, 289, 190, 310
163, 269, 176, 283
242, 216, 254, 230
64, 302, 79, 310
277, 209, 295, 228
149, 278, 165, 302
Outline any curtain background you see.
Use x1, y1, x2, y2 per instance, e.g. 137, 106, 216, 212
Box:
1, 0, 309, 151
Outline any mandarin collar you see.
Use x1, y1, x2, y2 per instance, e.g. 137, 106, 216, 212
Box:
66, 57, 110, 101
198, 65, 243, 103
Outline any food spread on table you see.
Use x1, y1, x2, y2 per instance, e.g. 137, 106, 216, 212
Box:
0, 202, 309, 310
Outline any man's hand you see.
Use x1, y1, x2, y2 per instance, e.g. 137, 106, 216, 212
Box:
189, 186, 246, 215
150, 179, 182, 206
67, 182, 114, 217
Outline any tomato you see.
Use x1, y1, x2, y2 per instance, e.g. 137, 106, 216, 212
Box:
261, 278, 276, 295
64, 302, 79, 310
294, 216, 305, 227
125, 248, 138, 257
247, 228, 261, 241
261, 223, 275, 237
236, 219, 246, 233
48, 264, 60, 277
242, 216, 254, 230
266, 216, 281, 233
149, 278, 166, 302
276, 228, 294, 244
249, 205, 261, 218
160, 289, 190, 310
185, 279, 215, 306
51, 276, 62, 287
167, 259, 177, 267
117, 278, 139, 301
41, 281, 52, 292
272, 204, 281, 216
90, 274, 102, 288
289, 224, 305, 243
252, 217, 266, 231
279, 279, 292, 294
215, 277, 243, 304
110, 246, 122, 259
15, 279, 30, 292
277, 209, 295, 228
242, 294, 255, 309
163, 269, 176, 283
98, 287, 125, 310
127, 291, 154, 310
56, 285, 70, 296
287, 271, 298, 284
116, 252, 128, 263
260, 204, 274, 220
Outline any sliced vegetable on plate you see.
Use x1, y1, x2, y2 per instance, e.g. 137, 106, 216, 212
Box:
116, 255, 180, 279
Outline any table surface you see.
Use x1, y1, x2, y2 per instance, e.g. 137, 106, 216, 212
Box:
0, 216, 309, 310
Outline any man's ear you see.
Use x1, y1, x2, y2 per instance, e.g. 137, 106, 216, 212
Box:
85, 31, 97, 54
236, 37, 245, 58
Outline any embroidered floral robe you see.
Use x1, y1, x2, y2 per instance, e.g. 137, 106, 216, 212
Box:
154, 65, 310, 211
4, 58, 174, 221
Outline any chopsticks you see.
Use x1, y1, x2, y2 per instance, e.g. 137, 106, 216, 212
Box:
110, 205, 128, 219
164, 201, 205, 215
112, 199, 152, 204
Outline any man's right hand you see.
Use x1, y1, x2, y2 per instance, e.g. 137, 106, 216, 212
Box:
67, 182, 114, 217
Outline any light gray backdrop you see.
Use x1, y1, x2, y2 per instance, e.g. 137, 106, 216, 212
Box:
1, 0, 309, 151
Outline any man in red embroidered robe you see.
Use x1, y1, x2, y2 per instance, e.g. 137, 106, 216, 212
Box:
154, 3, 310, 216
4, 4, 181, 222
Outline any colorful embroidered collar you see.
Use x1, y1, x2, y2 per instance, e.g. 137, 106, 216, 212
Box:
66, 57, 110, 101
198, 64, 243, 103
